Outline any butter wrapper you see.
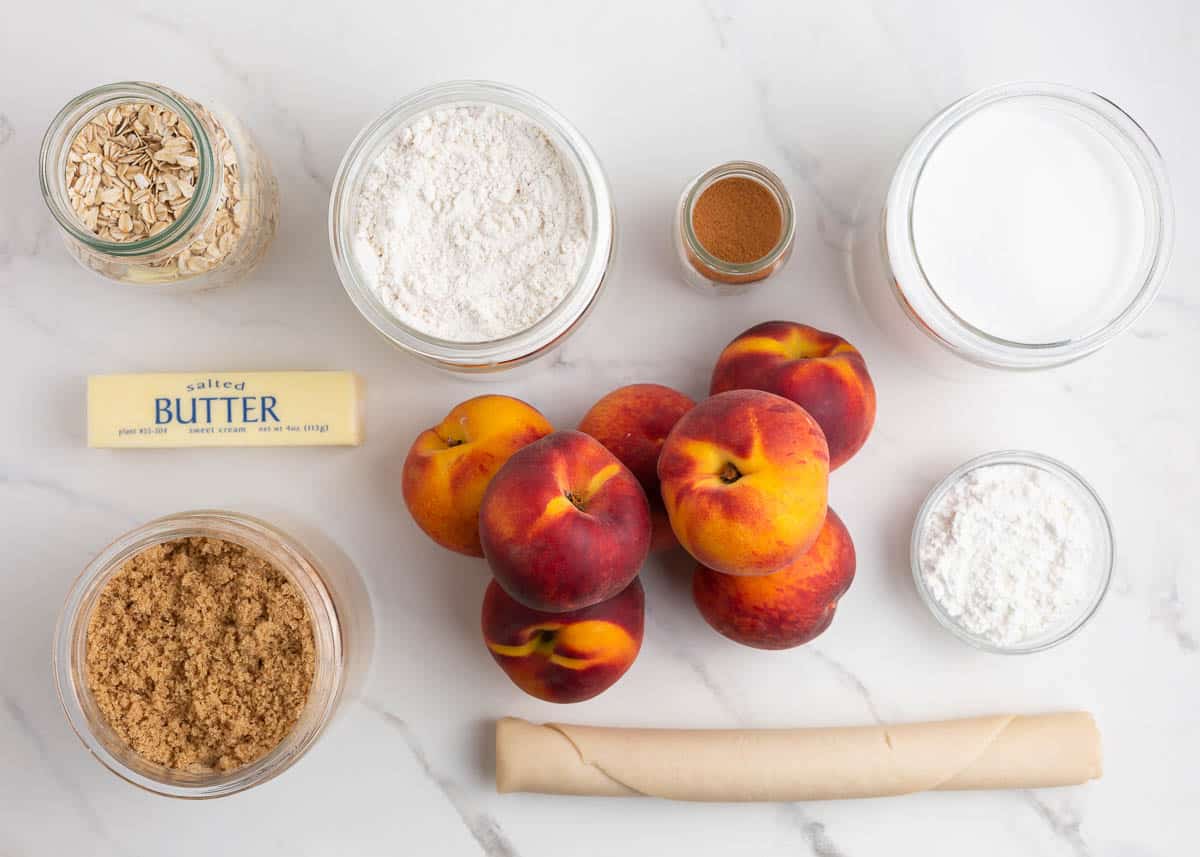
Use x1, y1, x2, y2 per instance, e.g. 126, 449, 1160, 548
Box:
87, 371, 364, 448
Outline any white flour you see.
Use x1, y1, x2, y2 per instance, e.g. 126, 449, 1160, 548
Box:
351, 105, 588, 342
918, 464, 1094, 646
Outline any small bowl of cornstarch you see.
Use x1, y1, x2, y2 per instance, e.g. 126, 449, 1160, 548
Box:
911, 450, 1114, 654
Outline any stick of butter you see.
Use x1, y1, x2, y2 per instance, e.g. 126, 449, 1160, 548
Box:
88, 371, 364, 448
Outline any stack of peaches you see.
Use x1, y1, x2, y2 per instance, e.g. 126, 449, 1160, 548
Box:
402, 321, 874, 703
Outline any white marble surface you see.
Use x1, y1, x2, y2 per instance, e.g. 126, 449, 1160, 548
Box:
1, 1, 1196, 854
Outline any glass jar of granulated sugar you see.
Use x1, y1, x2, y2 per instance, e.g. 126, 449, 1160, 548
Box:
54, 510, 372, 798
40, 82, 278, 289
849, 82, 1172, 373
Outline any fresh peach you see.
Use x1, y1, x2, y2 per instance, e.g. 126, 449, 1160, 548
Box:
482, 577, 644, 703
648, 505, 680, 553
402, 395, 552, 556
658, 389, 828, 576
693, 508, 855, 650
578, 383, 696, 552
479, 431, 651, 612
710, 321, 876, 470
577, 384, 696, 492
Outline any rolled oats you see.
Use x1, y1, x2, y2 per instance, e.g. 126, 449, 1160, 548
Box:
62, 94, 263, 281
65, 102, 198, 243
45, 83, 278, 287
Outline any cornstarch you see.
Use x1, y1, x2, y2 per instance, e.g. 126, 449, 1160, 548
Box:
919, 464, 1094, 646
351, 105, 589, 342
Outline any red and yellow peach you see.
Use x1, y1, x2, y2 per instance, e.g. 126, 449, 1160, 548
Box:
578, 383, 695, 552
658, 390, 829, 576
692, 508, 856, 649
479, 431, 651, 612
402, 395, 552, 556
482, 577, 644, 703
710, 321, 876, 470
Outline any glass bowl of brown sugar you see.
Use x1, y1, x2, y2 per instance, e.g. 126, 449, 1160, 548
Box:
53, 510, 367, 798
674, 160, 796, 294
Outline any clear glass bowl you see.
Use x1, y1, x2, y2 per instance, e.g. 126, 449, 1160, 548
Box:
53, 510, 353, 798
850, 81, 1173, 372
910, 450, 1114, 654
328, 80, 616, 375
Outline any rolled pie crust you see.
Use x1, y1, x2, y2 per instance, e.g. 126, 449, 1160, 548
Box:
495, 712, 1101, 801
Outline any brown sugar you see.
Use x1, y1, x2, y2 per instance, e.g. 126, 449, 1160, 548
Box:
85, 537, 316, 772
691, 176, 783, 264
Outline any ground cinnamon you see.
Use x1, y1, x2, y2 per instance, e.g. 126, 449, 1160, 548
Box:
691, 177, 782, 264
85, 537, 315, 772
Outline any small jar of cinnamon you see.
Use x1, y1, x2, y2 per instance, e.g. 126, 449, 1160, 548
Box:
674, 161, 796, 294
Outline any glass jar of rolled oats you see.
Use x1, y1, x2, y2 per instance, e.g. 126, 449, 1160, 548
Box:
39, 81, 278, 288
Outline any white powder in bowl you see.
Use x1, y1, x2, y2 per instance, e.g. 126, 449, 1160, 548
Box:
910, 99, 1145, 344
918, 463, 1097, 647
351, 105, 589, 343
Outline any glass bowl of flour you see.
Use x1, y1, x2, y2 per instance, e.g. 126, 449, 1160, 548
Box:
911, 450, 1114, 654
329, 81, 616, 374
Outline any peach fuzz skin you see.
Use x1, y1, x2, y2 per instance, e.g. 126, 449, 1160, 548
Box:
658, 390, 829, 576
479, 431, 651, 613
482, 578, 644, 703
693, 508, 855, 650
402, 395, 552, 557
710, 321, 876, 470
577, 383, 696, 552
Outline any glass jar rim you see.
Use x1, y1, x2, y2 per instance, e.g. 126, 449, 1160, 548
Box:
679, 160, 796, 276
910, 450, 1115, 654
52, 510, 345, 798
39, 81, 219, 258
327, 79, 616, 370
884, 81, 1173, 369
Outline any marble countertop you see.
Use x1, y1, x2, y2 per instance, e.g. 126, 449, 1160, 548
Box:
2, 1, 1195, 854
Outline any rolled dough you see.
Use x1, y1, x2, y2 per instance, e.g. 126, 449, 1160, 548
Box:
495, 712, 1101, 801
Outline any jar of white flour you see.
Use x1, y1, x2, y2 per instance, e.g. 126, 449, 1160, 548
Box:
329, 81, 616, 374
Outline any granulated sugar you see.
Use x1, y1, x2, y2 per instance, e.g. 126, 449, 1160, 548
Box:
351, 105, 589, 342
918, 464, 1095, 646
910, 99, 1145, 344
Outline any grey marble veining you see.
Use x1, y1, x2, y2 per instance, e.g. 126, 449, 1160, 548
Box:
359, 698, 521, 857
